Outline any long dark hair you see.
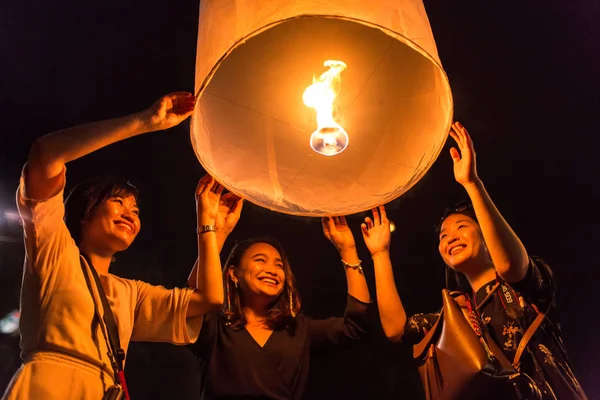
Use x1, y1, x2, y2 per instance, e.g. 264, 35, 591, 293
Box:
222, 237, 301, 330
64, 177, 140, 244
435, 200, 479, 293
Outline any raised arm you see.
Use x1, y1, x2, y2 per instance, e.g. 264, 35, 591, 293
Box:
187, 184, 243, 288
449, 122, 529, 282
322, 216, 370, 303
361, 206, 407, 342
185, 176, 229, 318
26, 92, 195, 200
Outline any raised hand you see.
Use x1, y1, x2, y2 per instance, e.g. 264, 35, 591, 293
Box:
215, 192, 244, 239
449, 121, 479, 186
322, 216, 357, 253
324, 215, 370, 303
361, 206, 391, 257
195, 175, 223, 226
143, 92, 195, 131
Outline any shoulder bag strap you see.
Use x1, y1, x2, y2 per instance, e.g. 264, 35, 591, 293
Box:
475, 282, 501, 312
79, 255, 126, 377
513, 309, 548, 370
512, 257, 556, 370
473, 278, 550, 370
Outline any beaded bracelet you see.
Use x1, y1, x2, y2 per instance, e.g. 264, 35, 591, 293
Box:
341, 259, 364, 275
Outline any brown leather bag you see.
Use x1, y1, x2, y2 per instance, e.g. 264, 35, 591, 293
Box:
413, 287, 547, 400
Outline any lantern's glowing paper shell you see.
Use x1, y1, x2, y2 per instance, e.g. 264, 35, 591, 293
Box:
191, 0, 453, 216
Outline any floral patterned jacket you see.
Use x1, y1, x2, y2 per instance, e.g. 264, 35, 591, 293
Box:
404, 257, 587, 399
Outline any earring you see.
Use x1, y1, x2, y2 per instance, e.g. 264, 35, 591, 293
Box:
289, 288, 296, 317
226, 279, 232, 312
234, 280, 238, 289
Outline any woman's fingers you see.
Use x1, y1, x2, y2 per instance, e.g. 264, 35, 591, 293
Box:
449, 126, 460, 143
213, 183, 224, 197
378, 205, 388, 223
360, 223, 368, 236
451, 121, 468, 145
196, 175, 214, 196
233, 197, 244, 214
372, 207, 380, 225
449, 147, 461, 163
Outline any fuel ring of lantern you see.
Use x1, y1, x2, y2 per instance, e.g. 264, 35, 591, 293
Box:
190, 0, 453, 217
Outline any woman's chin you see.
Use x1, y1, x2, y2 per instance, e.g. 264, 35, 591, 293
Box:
259, 288, 283, 299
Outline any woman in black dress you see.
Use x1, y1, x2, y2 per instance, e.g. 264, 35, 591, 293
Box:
373, 122, 587, 399
187, 175, 390, 399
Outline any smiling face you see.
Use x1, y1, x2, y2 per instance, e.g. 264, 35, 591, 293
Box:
438, 213, 489, 273
230, 242, 286, 303
80, 194, 141, 254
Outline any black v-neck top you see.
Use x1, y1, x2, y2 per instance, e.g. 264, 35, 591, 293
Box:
188, 295, 370, 400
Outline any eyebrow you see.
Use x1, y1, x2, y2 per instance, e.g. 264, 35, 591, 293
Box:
110, 194, 139, 208
252, 253, 283, 263
439, 220, 470, 235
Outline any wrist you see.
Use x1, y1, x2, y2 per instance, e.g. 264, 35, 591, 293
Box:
197, 215, 216, 226
337, 244, 357, 252
338, 246, 359, 261
341, 259, 364, 275
371, 249, 390, 260
133, 109, 156, 134
216, 230, 228, 242
216, 229, 229, 237
461, 178, 483, 192
197, 224, 216, 234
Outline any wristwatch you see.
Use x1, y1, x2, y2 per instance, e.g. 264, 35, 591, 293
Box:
197, 225, 216, 234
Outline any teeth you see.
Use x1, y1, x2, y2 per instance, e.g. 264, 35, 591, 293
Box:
450, 245, 465, 255
260, 278, 277, 285
116, 222, 132, 232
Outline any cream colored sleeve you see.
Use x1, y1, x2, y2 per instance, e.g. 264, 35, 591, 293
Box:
130, 281, 202, 345
16, 164, 74, 275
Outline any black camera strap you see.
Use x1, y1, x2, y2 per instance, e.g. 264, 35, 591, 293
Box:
79, 254, 130, 399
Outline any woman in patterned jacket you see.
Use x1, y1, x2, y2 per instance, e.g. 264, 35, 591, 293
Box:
371, 121, 587, 399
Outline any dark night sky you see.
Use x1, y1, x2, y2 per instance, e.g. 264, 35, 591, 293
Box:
0, 0, 599, 399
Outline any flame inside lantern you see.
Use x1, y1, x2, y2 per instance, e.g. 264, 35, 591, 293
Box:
302, 60, 348, 156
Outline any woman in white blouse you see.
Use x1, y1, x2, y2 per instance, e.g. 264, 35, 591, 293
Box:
2, 92, 220, 400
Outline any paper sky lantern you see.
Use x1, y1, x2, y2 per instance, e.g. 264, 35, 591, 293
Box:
191, 0, 453, 216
